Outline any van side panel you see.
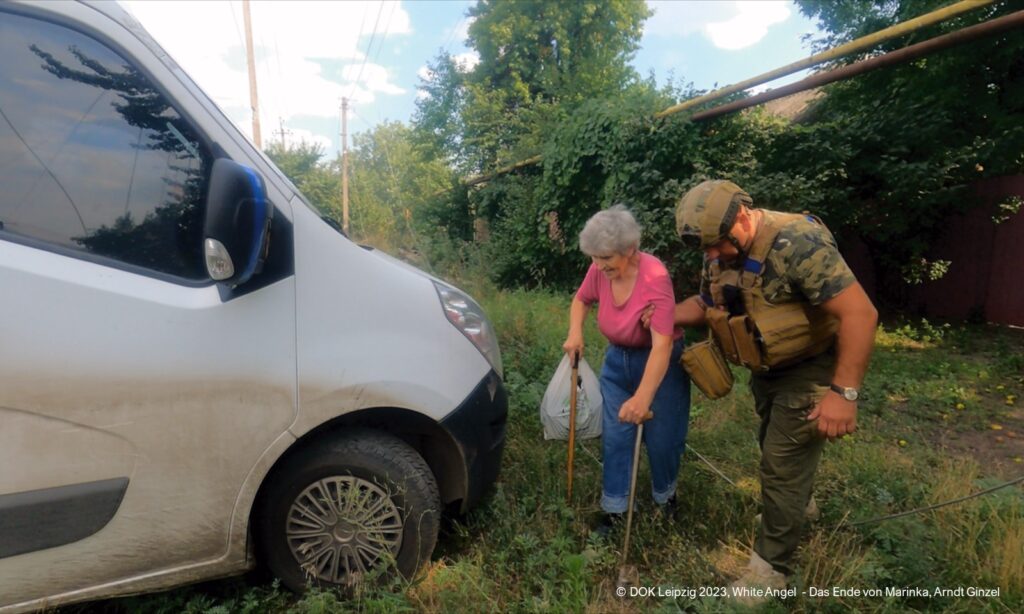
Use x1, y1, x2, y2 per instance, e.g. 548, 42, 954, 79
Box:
0, 240, 297, 606
291, 202, 489, 438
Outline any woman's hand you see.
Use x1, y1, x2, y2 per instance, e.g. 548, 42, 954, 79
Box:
562, 331, 584, 362
618, 394, 654, 424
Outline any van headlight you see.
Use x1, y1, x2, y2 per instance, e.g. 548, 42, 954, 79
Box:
433, 281, 503, 378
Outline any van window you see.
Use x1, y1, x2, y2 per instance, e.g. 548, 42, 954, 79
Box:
0, 11, 210, 280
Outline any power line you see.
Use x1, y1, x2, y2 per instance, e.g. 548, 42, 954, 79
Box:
345, 2, 377, 101
226, 1, 246, 55
347, 1, 386, 101
272, 31, 288, 120
440, 14, 467, 55
0, 105, 87, 233
348, 107, 374, 130
251, 8, 283, 131
370, 0, 399, 67
842, 475, 1024, 528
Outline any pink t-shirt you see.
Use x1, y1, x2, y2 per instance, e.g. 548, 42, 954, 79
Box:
574, 252, 682, 347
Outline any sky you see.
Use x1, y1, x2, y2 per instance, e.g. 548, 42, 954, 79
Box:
122, 1, 822, 160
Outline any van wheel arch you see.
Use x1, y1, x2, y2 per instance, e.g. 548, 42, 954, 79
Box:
249, 408, 467, 583
254, 427, 441, 591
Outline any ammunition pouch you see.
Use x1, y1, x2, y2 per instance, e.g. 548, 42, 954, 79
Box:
728, 314, 764, 371
681, 339, 734, 400
705, 307, 738, 363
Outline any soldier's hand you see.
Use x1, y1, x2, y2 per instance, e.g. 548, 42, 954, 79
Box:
807, 392, 857, 441
639, 303, 655, 330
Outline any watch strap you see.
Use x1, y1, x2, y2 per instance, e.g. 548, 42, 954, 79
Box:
829, 383, 858, 401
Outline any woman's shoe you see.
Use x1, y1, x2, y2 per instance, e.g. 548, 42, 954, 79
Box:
593, 512, 623, 539
656, 495, 677, 519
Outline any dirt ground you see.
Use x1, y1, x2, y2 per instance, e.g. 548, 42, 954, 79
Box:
938, 405, 1024, 480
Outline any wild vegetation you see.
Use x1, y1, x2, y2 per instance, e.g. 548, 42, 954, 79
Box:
85, 276, 1024, 612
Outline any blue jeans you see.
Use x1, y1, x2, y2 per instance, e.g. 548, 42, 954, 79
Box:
600, 339, 691, 513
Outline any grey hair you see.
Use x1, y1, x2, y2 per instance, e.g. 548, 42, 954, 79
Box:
578, 204, 642, 256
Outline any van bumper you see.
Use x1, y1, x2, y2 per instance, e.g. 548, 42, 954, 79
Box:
440, 370, 508, 512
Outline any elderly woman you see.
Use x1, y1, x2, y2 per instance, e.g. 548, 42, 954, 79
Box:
563, 205, 691, 531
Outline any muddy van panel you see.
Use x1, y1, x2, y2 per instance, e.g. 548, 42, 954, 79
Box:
0, 244, 298, 606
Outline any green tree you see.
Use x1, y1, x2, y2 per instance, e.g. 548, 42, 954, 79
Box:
265, 140, 340, 219
781, 0, 1024, 290
466, 0, 649, 105
415, 0, 650, 175
412, 0, 654, 272
413, 53, 469, 171
461, 0, 650, 170
348, 121, 454, 249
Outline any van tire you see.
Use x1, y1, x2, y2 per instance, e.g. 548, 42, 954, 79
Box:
257, 429, 440, 592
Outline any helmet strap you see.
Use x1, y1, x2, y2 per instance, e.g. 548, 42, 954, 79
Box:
726, 233, 745, 256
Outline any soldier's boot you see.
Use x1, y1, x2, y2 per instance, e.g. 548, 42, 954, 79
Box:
804, 495, 820, 523
754, 496, 820, 525
729, 551, 788, 607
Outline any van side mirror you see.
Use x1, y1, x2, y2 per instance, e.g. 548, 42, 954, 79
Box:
203, 159, 273, 286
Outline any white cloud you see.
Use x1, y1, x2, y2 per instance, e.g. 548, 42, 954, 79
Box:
452, 51, 480, 72
706, 1, 791, 50
454, 16, 474, 46
644, 1, 792, 51
122, 0, 410, 141
275, 127, 334, 155
644, 1, 736, 37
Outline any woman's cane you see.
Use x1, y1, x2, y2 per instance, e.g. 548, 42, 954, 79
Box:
566, 352, 580, 503
617, 414, 650, 591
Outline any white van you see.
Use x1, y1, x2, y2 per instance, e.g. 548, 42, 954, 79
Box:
0, 2, 507, 610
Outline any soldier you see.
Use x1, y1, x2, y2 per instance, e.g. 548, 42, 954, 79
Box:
659, 179, 878, 603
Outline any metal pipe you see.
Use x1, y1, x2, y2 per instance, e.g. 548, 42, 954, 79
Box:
465, 155, 542, 188
654, 0, 995, 119
458, 0, 995, 186
690, 9, 1024, 123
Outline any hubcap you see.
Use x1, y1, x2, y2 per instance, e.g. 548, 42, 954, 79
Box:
286, 476, 403, 585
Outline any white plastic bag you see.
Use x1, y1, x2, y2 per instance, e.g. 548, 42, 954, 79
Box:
540, 354, 603, 440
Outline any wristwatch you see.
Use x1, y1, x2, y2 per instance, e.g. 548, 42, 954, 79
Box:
830, 383, 859, 402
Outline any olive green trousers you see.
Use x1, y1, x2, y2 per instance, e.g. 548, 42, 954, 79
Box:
750, 351, 834, 576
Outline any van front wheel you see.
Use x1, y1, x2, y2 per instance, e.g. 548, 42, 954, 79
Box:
258, 429, 440, 592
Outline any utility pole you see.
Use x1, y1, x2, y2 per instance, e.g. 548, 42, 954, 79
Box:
340, 97, 349, 235
242, 0, 262, 148
274, 117, 291, 147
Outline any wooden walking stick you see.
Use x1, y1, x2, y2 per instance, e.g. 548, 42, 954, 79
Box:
617, 415, 650, 591
566, 352, 580, 503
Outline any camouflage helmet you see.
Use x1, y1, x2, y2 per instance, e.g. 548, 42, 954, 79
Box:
675, 180, 753, 249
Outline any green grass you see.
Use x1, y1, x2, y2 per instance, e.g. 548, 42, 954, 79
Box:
78, 286, 1024, 613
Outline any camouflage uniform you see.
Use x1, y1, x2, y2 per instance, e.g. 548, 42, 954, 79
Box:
700, 214, 856, 576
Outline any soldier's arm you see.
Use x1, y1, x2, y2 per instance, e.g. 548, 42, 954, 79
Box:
673, 295, 708, 327
820, 281, 878, 390
808, 282, 878, 439
641, 295, 707, 329
665, 258, 712, 329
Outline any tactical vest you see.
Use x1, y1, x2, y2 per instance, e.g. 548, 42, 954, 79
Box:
705, 211, 839, 371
